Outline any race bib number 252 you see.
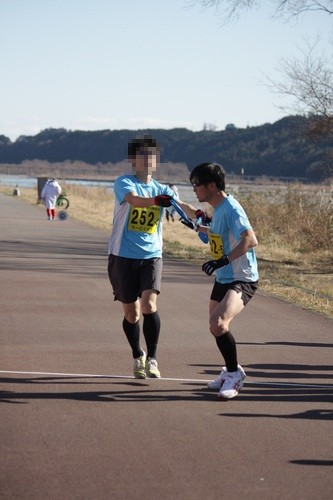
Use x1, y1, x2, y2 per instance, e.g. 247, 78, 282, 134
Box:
128, 206, 160, 233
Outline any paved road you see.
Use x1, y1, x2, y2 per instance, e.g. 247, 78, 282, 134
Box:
1, 193, 332, 499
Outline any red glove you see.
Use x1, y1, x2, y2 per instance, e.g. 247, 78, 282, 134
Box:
154, 195, 173, 207
195, 210, 211, 225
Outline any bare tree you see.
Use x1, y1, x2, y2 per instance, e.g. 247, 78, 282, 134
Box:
266, 41, 333, 137
188, 0, 333, 23
188, 0, 333, 178
189, 1, 333, 132
275, 0, 333, 17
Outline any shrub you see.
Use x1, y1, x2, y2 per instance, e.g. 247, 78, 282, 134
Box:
239, 184, 332, 252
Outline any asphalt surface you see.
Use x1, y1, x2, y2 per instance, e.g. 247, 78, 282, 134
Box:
1, 193, 332, 500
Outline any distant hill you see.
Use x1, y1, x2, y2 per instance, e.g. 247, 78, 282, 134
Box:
0, 115, 332, 181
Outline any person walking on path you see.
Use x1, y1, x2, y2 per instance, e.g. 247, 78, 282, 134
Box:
107, 136, 197, 379
41, 178, 62, 220
182, 162, 259, 399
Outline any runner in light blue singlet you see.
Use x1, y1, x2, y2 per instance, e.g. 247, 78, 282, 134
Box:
183, 162, 259, 400
108, 175, 175, 259
107, 136, 198, 380
209, 194, 259, 284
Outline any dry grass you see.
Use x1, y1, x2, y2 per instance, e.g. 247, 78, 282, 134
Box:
1, 182, 332, 318
61, 185, 114, 232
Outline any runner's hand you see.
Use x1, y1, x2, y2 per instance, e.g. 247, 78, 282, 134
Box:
154, 195, 173, 207
202, 255, 230, 276
195, 209, 205, 220
195, 209, 211, 225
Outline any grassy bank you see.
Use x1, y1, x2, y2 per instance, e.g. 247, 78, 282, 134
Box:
1, 182, 332, 318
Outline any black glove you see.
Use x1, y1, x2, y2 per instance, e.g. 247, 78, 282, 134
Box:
154, 195, 173, 207
202, 255, 230, 276
180, 218, 199, 231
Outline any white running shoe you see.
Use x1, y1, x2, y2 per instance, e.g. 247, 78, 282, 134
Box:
133, 350, 146, 379
218, 368, 244, 400
146, 357, 161, 378
207, 364, 246, 390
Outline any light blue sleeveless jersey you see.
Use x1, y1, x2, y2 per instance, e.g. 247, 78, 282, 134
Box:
208, 194, 259, 283
108, 175, 175, 259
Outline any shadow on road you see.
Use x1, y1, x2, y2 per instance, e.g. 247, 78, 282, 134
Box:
1, 372, 332, 421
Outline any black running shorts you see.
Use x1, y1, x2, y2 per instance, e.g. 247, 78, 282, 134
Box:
108, 254, 162, 304
210, 280, 258, 306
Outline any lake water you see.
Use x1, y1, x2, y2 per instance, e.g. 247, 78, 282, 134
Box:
1, 174, 331, 205
0, 174, 200, 205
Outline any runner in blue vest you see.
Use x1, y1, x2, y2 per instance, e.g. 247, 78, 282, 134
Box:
182, 162, 259, 399
108, 136, 197, 379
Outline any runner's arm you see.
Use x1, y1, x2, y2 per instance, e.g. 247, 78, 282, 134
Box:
228, 229, 258, 262
124, 192, 172, 207
176, 200, 200, 219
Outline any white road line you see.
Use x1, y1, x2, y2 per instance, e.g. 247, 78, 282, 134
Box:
0, 369, 332, 389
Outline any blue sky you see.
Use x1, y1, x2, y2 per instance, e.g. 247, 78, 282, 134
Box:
0, 0, 331, 141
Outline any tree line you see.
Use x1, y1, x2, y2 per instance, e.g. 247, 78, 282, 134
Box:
0, 115, 332, 181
